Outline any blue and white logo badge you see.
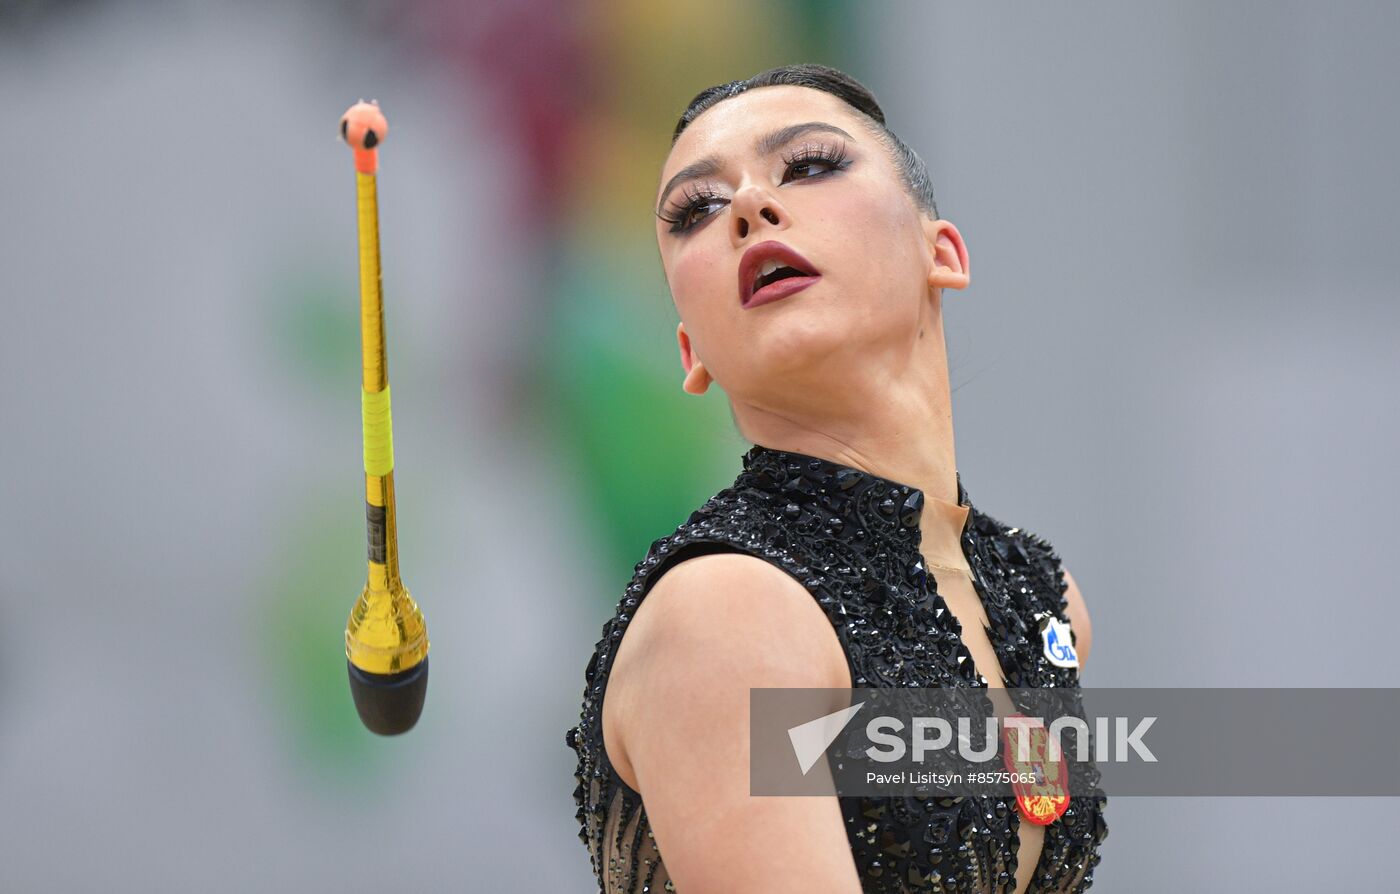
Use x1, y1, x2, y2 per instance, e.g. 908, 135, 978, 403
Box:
1040, 617, 1079, 668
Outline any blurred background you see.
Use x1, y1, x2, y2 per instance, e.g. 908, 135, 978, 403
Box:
3, 1, 1397, 890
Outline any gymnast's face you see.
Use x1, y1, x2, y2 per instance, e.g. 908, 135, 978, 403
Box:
654, 85, 968, 407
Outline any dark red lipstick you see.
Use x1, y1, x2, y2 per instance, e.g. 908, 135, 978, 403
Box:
738, 240, 821, 309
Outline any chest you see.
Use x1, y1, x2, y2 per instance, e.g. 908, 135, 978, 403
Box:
930, 563, 1011, 689
814, 519, 1075, 692
814, 524, 1096, 893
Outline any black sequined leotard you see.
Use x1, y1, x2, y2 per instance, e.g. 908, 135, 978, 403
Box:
566, 444, 1109, 892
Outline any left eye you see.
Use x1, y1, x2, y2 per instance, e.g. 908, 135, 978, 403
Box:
785, 158, 838, 181
781, 145, 848, 183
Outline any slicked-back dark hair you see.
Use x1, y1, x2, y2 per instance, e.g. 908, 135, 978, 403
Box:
671, 63, 939, 220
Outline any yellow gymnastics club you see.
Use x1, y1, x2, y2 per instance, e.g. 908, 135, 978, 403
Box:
339, 99, 429, 735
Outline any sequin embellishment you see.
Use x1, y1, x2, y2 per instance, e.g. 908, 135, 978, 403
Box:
566, 445, 1108, 892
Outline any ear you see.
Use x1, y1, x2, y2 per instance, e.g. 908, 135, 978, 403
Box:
921, 218, 970, 292
677, 321, 713, 395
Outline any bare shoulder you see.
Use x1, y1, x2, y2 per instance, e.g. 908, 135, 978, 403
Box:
602, 551, 862, 889
1060, 566, 1093, 667
606, 552, 852, 775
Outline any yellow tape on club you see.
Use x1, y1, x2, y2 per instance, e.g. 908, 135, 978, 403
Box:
361, 384, 394, 477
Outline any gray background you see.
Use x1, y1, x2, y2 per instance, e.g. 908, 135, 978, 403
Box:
870, 3, 1400, 890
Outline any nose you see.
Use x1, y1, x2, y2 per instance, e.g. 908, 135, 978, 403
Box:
730, 185, 785, 241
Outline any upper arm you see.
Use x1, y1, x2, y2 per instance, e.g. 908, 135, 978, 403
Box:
604, 552, 862, 893
1060, 566, 1092, 668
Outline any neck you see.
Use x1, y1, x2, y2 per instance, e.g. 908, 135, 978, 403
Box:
732, 301, 960, 509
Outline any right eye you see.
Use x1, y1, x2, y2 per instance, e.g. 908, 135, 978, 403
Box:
660, 187, 728, 233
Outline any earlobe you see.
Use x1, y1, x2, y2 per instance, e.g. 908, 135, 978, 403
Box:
677, 322, 712, 395
682, 363, 712, 395
923, 219, 971, 292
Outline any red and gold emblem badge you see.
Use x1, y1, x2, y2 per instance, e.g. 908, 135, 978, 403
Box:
1000, 712, 1069, 825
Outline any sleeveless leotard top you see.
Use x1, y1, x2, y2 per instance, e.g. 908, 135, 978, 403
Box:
566, 444, 1109, 892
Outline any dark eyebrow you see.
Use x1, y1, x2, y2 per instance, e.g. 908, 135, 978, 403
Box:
753, 121, 855, 157
656, 157, 724, 216
656, 121, 857, 216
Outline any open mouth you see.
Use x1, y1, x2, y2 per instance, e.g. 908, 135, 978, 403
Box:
739, 241, 821, 308
754, 261, 811, 294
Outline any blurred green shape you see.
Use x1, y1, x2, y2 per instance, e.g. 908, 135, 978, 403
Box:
262, 264, 361, 394
254, 483, 386, 781
536, 237, 737, 599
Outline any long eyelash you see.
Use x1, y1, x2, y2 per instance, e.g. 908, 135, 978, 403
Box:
657, 182, 727, 232
780, 140, 851, 172
657, 142, 851, 234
